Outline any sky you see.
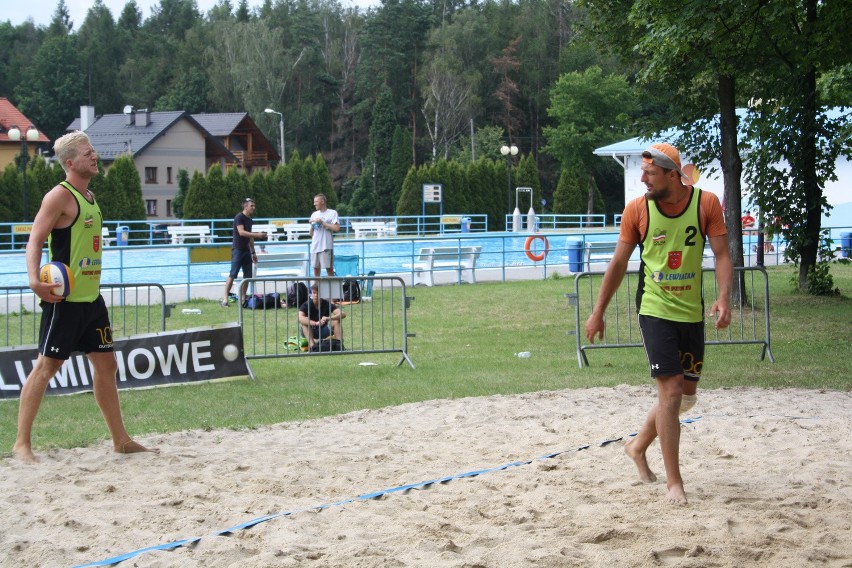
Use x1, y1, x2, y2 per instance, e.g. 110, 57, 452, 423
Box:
4, 0, 376, 28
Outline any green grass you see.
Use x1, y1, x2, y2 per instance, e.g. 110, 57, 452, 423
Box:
2, 263, 850, 453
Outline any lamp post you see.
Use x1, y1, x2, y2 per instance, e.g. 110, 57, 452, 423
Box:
264, 108, 285, 165
8, 125, 40, 221
500, 144, 518, 229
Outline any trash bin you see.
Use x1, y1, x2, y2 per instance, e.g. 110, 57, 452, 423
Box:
116, 226, 130, 247
841, 232, 852, 258
567, 238, 583, 272
461, 217, 471, 233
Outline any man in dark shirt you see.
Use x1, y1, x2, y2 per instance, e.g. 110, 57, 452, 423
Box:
222, 198, 267, 307
298, 284, 345, 349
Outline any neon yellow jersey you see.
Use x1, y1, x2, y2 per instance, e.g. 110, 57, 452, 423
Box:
47, 181, 103, 302
638, 189, 706, 322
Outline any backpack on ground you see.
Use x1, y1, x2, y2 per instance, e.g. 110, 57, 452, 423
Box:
244, 293, 279, 309
309, 338, 344, 352
341, 279, 361, 303
286, 282, 309, 308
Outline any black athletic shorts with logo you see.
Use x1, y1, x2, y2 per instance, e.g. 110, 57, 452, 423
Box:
38, 295, 113, 360
638, 314, 704, 381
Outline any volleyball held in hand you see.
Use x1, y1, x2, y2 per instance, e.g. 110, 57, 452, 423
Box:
39, 262, 74, 298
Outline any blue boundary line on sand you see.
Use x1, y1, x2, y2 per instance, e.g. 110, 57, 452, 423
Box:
74, 417, 703, 567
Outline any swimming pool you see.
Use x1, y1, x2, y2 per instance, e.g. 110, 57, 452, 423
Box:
1, 230, 787, 288
2, 232, 612, 288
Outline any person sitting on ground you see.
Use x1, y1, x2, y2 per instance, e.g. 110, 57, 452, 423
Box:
298, 284, 345, 349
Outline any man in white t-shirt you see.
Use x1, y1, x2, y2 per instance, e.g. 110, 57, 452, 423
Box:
309, 193, 340, 277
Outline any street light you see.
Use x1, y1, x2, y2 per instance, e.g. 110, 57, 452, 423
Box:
264, 108, 285, 165
500, 144, 518, 229
8, 124, 40, 221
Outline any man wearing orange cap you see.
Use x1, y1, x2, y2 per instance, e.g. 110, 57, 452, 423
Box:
585, 142, 732, 505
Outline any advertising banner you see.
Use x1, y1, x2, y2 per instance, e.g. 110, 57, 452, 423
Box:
0, 323, 248, 399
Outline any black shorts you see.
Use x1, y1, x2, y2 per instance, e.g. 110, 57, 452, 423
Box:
638, 315, 704, 380
38, 295, 113, 360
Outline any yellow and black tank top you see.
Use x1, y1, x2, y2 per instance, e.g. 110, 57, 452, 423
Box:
637, 189, 706, 323
48, 181, 103, 302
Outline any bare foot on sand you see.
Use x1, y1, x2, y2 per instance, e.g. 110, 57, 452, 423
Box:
115, 439, 159, 455
12, 444, 40, 465
624, 438, 656, 482
666, 483, 688, 505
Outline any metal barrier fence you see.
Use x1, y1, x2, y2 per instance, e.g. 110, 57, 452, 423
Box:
0, 283, 167, 348
237, 276, 415, 375
567, 266, 774, 368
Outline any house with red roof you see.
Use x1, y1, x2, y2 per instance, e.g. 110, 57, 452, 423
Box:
0, 97, 51, 170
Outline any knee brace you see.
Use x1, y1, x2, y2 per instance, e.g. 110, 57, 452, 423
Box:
679, 394, 697, 415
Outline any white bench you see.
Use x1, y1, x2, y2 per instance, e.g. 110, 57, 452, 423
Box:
583, 241, 619, 269
167, 225, 213, 245
413, 246, 481, 286
351, 221, 396, 238
282, 224, 312, 241
253, 252, 310, 278
101, 227, 115, 246
252, 224, 283, 241
581, 240, 716, 271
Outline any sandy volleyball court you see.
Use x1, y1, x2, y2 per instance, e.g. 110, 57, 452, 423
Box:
2, 385, 850, 567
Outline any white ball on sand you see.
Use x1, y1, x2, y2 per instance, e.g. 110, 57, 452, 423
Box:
222, 344, 240, 362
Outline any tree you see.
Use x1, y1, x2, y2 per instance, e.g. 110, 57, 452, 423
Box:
584, 0, 850, 293
22, 155, 59, 222
248, 170, 271, 217
206, 18, 309, 154
0, 22, 43, 101
14, 35, 85, 140
312, 154, 338, 210
356, 0, 433, 129
102, 155, 146, 221
77, 1, 124, 114
387, 126, 413, 212
268, 163, 293, 217
491, 36, 523, 143
355, 87, 397, 215
325, 11, 365, 193
552, 167, 585, 214
206, 164, 234, 219
542, 66, 635, 183
451, 125, 504, 164
395, 165, 422, 217
154, 69, 211, 112
419, 38, 477, 160
736, 0, 851, 293
47, 0, 74, 35
172, 169, 190, 218
287, 150, 313, 217
0, 164, 18, 223
224, 165, 248, 212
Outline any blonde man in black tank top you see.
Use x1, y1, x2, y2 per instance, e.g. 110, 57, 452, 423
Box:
12, 131, 157, 464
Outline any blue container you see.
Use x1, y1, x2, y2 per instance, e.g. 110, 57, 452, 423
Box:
116, 226, 130, 247
567, 238, 583, 272
841, 232, 852, 259
460, 217, 471, 233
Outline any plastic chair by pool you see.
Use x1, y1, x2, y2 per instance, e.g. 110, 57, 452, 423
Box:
334, 255, 359, 276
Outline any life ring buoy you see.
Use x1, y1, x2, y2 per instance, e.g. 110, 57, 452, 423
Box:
524, 235, 549, 262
